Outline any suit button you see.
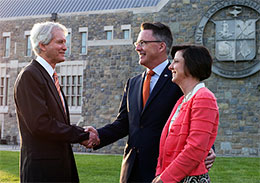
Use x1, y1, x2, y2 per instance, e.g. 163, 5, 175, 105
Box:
140, 125, 143, 128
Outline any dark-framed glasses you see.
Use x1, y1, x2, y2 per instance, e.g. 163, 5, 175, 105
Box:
134, 40, 162, 47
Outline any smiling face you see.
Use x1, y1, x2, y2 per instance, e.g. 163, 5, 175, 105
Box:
135, 29, 164, 69
40, 28, 67, 68
168, 50, 188, 85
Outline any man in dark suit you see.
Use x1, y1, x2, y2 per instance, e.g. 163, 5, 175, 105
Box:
14, 21, 99, 183
86, 22, 216, 183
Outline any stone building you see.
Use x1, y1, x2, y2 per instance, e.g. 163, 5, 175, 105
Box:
0, 0, 259, 156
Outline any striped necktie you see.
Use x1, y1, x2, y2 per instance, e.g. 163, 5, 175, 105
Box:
53, 72, 66, 113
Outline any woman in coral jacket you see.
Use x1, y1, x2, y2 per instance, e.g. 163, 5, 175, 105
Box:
152, 45, 219, 183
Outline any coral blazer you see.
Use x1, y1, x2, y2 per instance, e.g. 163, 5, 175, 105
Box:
156, 87, 219, 183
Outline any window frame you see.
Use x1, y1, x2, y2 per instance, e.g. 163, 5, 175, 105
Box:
0, 66, 9, 112
65, 28, 72, 56
24, 31, 32, 57
79, 27, 88, 55
3, 32, 11, 58
55, 61, 84, 113
121, 24, 131, 40
104, 26, 113, 40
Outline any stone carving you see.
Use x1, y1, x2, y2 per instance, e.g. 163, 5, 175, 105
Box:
214, 18, 257, 61
195, 0, 260, 78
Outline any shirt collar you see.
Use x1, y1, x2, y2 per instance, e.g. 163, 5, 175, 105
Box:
35, 56, 55, 78
146, 59, 169, 76
184, 82, 205, 102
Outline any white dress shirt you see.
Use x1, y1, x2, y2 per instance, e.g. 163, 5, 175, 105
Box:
35, 56, 55, 80
146, 59, 169, 93
35, 56, 66, 106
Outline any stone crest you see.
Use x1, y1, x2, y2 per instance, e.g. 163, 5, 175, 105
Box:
195, 0, 260, 78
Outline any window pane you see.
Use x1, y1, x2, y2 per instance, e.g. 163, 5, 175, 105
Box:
77, 96, 81, 106
72, 96, 76, 106
106, 31, 112, 40
0, 78, 4, 85
71, 86, 74, 95
67, 96, 71, 106
81, 47, 86, 54
72, 76, 76, 85
67, 76, 71, 85
65, 33, 71, 56
66, 86, 70, 95
4, 37, 10, 57
78, 76, 82, 84
26, 35, 32, 56
81, 32, 86, 54
77, 86, 82, 95
61, 76, 65, 85
74, 86, 77, 95
123, 30, 129, 39
0, 77, 8, 106
5, 78, 8, 105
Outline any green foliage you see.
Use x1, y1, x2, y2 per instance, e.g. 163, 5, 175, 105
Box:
1, 151, 259, 183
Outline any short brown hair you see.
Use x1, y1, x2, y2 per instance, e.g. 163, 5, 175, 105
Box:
171, 45, 213, 81
141, 22, 173, 55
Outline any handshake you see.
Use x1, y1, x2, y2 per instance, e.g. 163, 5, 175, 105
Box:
80, 126, 100, 149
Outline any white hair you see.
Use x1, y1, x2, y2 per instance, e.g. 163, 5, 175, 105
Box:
30, 21, 68, 55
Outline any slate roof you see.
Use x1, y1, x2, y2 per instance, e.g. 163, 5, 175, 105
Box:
0, 0, 161, 18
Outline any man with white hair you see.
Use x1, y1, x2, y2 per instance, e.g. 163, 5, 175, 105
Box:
14, 21, 99, 183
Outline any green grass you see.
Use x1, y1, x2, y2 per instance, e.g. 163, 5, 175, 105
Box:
0, 151, 259, 182
0, 151, 19, 183
0, 151, 122, 183
209, 156, 260, 183
75, 153, 122, 182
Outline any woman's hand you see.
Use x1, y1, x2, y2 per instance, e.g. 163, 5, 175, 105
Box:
205, 148, 216, 170
152, 175, 163, 183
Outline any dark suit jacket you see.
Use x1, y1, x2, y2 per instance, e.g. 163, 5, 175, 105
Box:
14, 60, 89, 183
95, 63, 183, 183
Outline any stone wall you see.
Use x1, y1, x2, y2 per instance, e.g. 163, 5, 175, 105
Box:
0, 0, 259, 156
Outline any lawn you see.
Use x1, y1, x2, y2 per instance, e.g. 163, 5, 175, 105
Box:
0, 151, 259, 182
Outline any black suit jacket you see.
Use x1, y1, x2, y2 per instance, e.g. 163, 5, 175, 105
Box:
14, 60, 89, 183
95, 63, 183, 182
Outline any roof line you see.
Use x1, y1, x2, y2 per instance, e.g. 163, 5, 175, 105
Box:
0, 0, 170, 21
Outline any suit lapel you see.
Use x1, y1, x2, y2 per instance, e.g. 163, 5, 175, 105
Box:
61, 89, 70, 124
32, 60, 68, 123
137, 72, 146, 113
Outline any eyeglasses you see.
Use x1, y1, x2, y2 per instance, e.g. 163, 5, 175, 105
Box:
134, 40, 162, 47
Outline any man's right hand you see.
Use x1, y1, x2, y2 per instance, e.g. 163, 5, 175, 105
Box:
81, 126, 100, 148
